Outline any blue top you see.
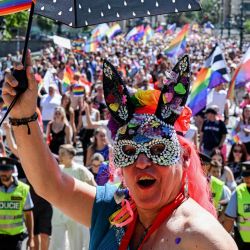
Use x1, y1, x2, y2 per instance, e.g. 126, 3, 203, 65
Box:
90, 184, 126, 250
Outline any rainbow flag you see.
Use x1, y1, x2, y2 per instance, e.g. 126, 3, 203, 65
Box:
106, 23, 122, 39
142, 25, 154, 44
156, 25, 164, 33
0, 0, 35, 16
126, 25, 145, 42
62, 66, 74, 92
228, 129, 240, 145
188, 68, 211, 115
84, 40, 99, 53
227, 47, 250, 100
188, 68, 227, 116
90, 23, 109, 42
165, 24, 189, 57
73, 84, 85, 96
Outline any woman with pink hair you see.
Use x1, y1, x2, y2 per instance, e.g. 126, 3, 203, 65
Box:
2, 52, 237, 250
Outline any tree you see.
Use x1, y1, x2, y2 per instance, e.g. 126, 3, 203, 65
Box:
36, 16, 54, 32
2, 12, 29, 40
244, 19, 250, 34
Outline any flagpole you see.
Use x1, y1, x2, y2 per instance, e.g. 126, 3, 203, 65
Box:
22, 1, 35, 65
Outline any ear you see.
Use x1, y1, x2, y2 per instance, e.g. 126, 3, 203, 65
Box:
155, 55, 191, 125
103, 60, 134, 126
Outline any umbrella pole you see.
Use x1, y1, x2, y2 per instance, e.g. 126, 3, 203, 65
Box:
22, 2, 35, 65
0, 2, 36, 127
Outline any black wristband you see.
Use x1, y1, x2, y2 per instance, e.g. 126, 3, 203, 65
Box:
9, 112, 38, 135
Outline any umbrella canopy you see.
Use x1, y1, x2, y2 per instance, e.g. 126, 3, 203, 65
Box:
34, 0, 201, 28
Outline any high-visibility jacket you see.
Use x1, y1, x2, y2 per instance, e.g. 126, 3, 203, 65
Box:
210, 176, 224, 210
236, 183, 250, 243
0, 181, 29, 235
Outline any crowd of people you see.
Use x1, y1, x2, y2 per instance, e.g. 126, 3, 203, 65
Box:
0, 23, 249, 250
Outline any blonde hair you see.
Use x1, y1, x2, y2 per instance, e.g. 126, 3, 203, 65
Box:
54, 106, 68, 124
59, 144, 76, 156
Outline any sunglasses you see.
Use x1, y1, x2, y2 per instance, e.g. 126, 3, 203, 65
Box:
233, 149, 242, 153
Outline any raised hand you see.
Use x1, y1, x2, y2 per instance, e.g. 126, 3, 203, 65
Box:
2, 50, 38, 119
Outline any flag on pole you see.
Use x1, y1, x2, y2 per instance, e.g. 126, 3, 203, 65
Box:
227, 47, 250, 99
187, 68, 211, 115
155, 25, 164, 33
164, 24, 189, 57
142, 25, 154, 44
90, 23, 109, 42
166, 23, 176, 35
126, 25, 144, 42
84, 41, 99, 53
106, 23, 122, 39
62, 66, 74, 92
187, 45, 229, 115
0, 0, 35, 16
204, 44, 230, 83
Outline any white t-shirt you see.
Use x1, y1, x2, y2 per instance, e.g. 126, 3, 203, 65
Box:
40, 94, 62, 121
62, 162, 95, 185
52, 162, 95, 225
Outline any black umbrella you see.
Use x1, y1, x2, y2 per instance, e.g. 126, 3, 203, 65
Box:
0, 0, 201, 125
34, 0, 201, 28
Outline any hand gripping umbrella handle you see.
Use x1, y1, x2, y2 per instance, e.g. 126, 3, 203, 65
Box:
14, 2, 35, 94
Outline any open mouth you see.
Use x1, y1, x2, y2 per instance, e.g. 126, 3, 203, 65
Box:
137, 177, 156, 188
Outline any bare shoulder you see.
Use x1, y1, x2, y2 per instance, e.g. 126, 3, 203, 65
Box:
177, 198, 238, 250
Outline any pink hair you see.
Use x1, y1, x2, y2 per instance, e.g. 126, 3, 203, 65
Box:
178, 136, 217, 217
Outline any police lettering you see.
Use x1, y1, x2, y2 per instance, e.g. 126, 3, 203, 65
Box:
0, 201, 20, 210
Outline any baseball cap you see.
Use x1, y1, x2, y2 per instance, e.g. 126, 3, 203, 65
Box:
205, 107, 218, 115
199, 152, 211, 165
0, 157, 18, 171
241, 161, 250, 177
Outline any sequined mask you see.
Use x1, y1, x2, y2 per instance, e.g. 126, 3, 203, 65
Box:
103, 55, 191, 169
114, 114, 180, 167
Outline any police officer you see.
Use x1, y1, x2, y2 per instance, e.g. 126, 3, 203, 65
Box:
224, 161, 250, 250
0, 157, 34, 250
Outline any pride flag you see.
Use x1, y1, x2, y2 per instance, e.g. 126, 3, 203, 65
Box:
227, 47, 250, 99
156, 25, 164, 33
73, 84, 85, 96
126, 25, 145, 42
84, 40, 99, 53
142, 25, 154, 44
0, 0, 35, 16
106, 23, 122, 39
165, 24, 189, 57
62, 66, 74, 92
188, 68, 211, 115
166, 23, 176, 35
90, 23, 109, 42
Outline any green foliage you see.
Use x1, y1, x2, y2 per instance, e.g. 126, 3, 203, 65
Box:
3, 12, 29, 40
36, 16, 54, 32
244, 19, 250, 34
166, 0, 220, 26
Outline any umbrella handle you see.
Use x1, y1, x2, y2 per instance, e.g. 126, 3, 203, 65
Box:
14, 2, 35, 94
22, 1, 35, 66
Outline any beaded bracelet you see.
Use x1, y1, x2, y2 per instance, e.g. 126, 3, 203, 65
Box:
9, 112, 38, 135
